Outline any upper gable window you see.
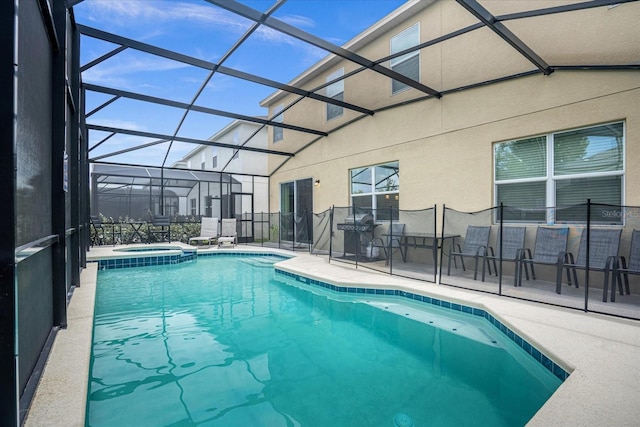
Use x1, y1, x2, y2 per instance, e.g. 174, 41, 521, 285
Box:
390, 23, 420, 94
326, 68, 344, 121
272, 104, 284, 142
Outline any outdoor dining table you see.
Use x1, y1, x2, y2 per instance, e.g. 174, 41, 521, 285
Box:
382, 232, 460, 279
124, 221, 146, 244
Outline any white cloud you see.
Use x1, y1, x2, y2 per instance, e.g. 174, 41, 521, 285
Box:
279, 14, 316, 29
82, 54, 190, 89
89, 118, 146, 131
79, 1, 321, 51
82, 0, 251, 32
251, 26, 326, 65
88, 128, 168, 160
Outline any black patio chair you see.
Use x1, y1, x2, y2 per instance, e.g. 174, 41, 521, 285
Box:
90, 215, 105, 246
608, 229, 639, 302
518, 227, 569, 291
371, 223, 406, 265
147, 214, 171, 243
559, 228, 621, 295
90, 215, 122, 246
447, 225, 491, 280
484, 226, 527, 285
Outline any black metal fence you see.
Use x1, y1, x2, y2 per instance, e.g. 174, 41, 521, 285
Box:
326, 206, 438, 281
243, 203, 639, 321
439, 202, 640, 320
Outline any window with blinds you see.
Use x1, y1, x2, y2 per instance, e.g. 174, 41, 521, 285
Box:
494, 122, 624, 224
390, 23, 420, 94
326, 68, 344, 120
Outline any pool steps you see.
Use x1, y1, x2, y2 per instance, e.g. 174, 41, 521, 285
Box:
275, 268, 570, 383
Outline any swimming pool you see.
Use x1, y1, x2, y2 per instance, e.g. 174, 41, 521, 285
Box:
86, 254, 563, 426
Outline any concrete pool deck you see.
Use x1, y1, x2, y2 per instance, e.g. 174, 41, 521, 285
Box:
25, 244, 640, 426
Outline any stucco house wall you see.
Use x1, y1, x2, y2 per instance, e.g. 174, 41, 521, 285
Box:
261, 1, 639, 215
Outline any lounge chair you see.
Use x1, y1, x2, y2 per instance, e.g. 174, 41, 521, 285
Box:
218, 218, 237, 247
147, 214, 171, 243
484, 226, 527, 284
447, 225, 491, 280
608, 229, 639, 302
559, 228, 621, 295
518, 227, 569, 291
189, 217, 219, 248
371, 223, 406, 265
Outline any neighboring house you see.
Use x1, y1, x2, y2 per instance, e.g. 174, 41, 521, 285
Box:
173, 119, 269, 218
260, 0, 639, 226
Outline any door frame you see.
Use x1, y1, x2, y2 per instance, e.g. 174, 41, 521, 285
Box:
279, 178, 313, 244
231, 192, 254, 243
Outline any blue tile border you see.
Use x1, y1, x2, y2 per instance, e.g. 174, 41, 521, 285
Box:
274, 268, 570, 382
97, 253, 187, 269
95, 250, 289, 270
196, 252, 289, 261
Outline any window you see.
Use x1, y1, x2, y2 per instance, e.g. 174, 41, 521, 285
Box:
326, 68, 344, 120
201, 152, 206, 170
494, 122, 624, 224
390, 23, 419, 94
212, 147, 218, 168
272, 104, 284, 142
190, 198, 197, 216
350, 161, 399, 221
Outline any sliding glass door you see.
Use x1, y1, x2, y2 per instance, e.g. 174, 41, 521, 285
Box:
280, 178, 313, 244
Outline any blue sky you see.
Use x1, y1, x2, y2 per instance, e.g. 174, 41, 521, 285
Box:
74, 0, 407, 167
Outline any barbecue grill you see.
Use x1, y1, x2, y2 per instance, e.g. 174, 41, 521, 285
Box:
337, 213, 375, 257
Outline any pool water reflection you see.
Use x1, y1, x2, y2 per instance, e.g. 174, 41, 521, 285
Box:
87, 255, 561, 426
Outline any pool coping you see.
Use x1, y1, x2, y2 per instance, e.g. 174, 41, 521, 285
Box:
24, 247, 640, 427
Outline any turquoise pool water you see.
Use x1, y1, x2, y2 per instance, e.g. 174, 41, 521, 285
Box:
87, 255, 562, 426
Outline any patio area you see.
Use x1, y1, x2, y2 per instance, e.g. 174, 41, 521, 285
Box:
345, 256, 640, 320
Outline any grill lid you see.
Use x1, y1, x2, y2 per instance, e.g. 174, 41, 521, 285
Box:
344, 213, 373, 224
